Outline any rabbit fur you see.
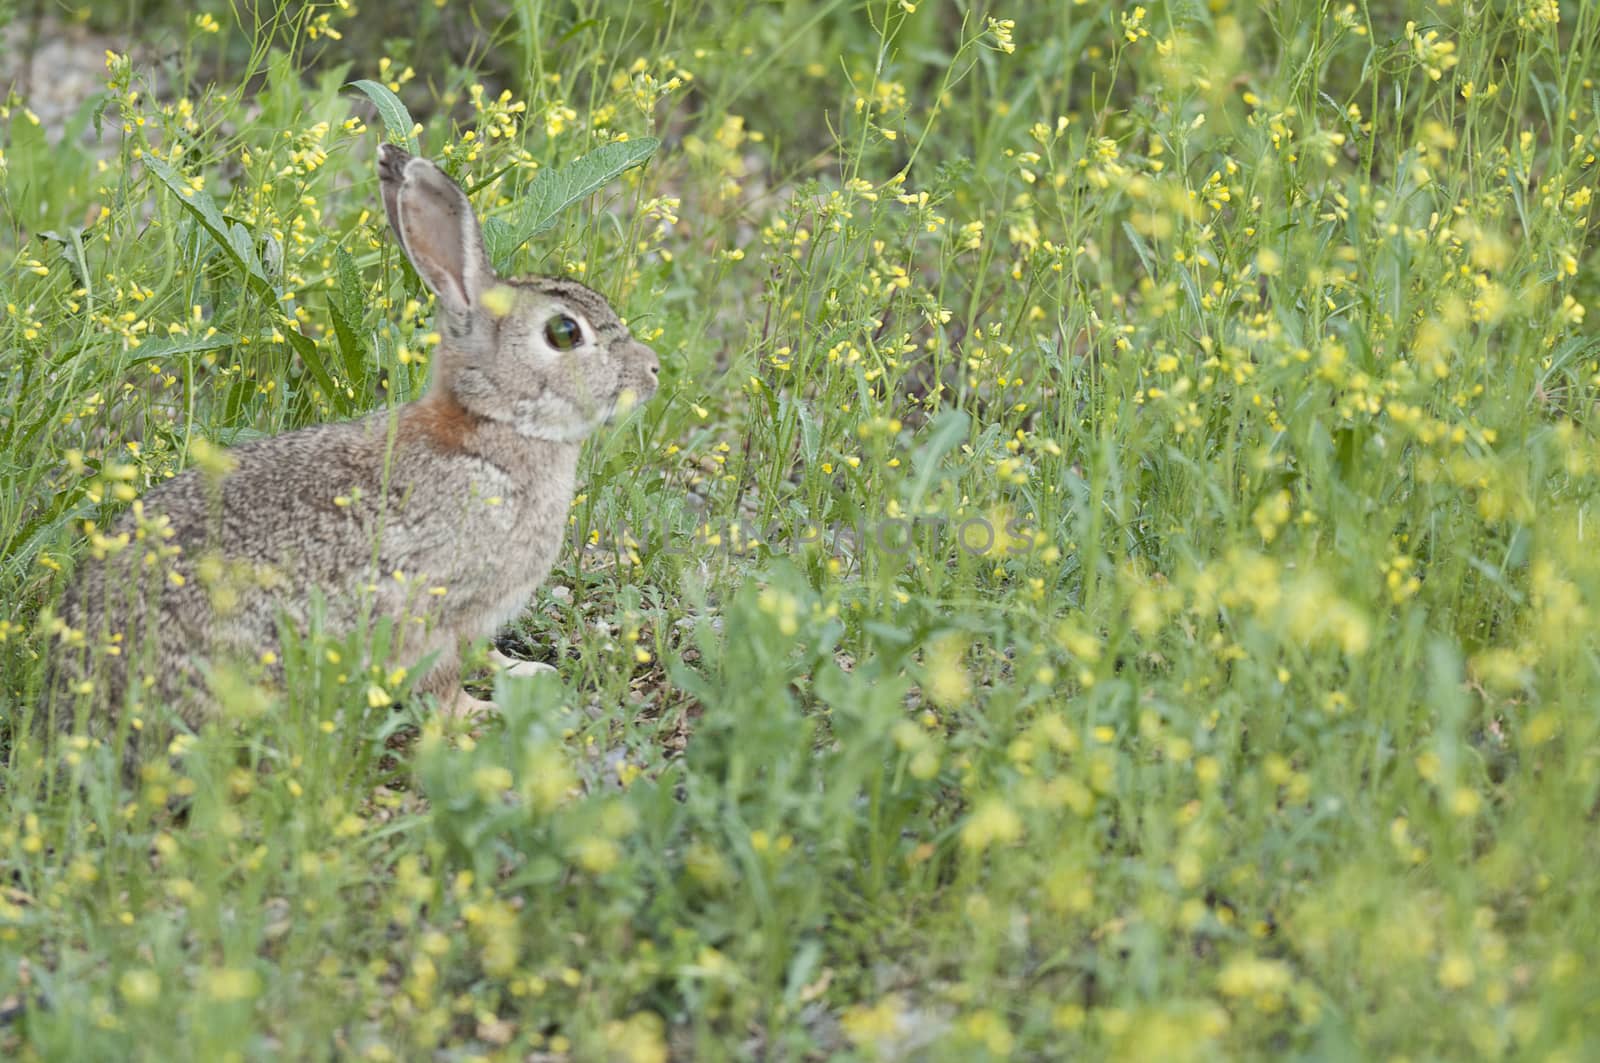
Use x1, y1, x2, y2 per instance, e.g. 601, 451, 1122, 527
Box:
48, 143, 660, 737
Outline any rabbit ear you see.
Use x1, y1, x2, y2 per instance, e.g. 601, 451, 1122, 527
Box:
377, 143, 411, 248
377, 143, 495, 320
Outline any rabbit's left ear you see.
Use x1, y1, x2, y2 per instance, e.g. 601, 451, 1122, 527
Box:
377, 143, 496, 322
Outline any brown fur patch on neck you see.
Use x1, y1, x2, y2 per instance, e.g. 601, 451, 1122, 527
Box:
401, 392, 481, 453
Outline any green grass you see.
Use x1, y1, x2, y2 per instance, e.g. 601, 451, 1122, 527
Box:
2, 0, 1598, 1058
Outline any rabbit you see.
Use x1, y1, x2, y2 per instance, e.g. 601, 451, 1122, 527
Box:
47, 143, 660, 742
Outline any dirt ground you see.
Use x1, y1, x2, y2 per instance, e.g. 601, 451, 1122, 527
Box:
1, 11, 143, 141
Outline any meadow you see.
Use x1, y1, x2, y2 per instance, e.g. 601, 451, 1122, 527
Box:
1, 0, 1597, 1058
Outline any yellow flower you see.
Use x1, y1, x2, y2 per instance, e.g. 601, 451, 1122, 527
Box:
960, 798, 1023, 852
1438, 951, 1475, 989
604, 1012, 669, 1063
1217, 955, 1293, 1012
963, 1008, 1015, 1055
1121, 6, 1150, 43
987, 17, 1016, 54
575, 837, 621, 874
923, 635, 972, 708
472, 765, 513, 800
203, 967, 263, 1002
1404, 21, 1458, 80
841, 995, 904, 1045
118, 970, 161, 1006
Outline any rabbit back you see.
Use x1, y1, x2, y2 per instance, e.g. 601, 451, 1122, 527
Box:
51, 401, 576, 730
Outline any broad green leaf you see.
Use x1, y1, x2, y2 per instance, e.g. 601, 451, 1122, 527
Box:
284, 327, 358, 416
485, 137, 661, 269
144, 156, 274, 299
329, 304, 367, 393
348, 79, 418, 151
1, 495, 94, 582
125, 332, 238, 367
334, 246, 364, 325
228, 222, 267, 282
37, 229, 91, 294
330, 247, 371, 390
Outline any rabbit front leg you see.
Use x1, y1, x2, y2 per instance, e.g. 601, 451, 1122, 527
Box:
488, 647, 556, 678
409, 627, 499, 719
445, 688, 499, 719
416, 645, 554, 718
416, 652, 499, 719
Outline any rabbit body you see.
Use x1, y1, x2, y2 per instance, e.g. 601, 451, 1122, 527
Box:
50, 145, 658, 733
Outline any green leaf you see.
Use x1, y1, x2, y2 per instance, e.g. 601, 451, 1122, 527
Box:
0, 493, 94, 583
330, 247, 371, 391
284, 327, 357, 417
906, 409, 970, 513
37, 229, 91, 295
334, 246, 365, 328
329, 304, 367, 394
1122, 220, 1157, 278
485, 138, 661, 269
144, 156, 274, 299
228, 221, 265, 280
863, 621, 914, 646
779, 392, 820, 464
125, 332, 238, 367
348, 79, 418, 152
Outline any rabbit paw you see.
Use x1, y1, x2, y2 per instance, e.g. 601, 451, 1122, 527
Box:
444, 689, 500, 720
489, 647, 557, 679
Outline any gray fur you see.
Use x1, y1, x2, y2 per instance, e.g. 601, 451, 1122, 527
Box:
50, 144, 659, 736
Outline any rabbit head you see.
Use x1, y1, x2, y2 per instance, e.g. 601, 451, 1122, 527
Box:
378, 143, 660, 442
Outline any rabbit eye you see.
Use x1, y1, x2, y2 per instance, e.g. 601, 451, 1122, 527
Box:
544, 314, 583, 351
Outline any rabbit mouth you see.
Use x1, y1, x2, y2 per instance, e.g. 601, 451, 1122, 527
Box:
607, 381, 657, 420
608, 388, 643, 419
